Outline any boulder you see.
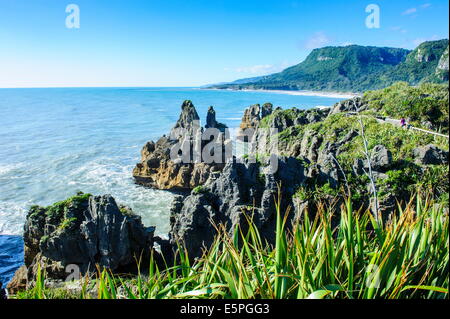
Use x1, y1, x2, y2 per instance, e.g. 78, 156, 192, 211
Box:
12, 193, 156, 282
6, 265, 27, 295
421, 120, 434, 130
352, 145, 392, 174
329, 97, 367, 115
370, 145, 392, 171
413, 144, 449, 165
261, 103, 273, 118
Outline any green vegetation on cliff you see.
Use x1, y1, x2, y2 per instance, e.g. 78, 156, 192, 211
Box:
15, 193, 449, 299
213, 40, 449, 93
364, 82, 449, 133
9, 82, 449, 301
282, 113, 447, 201
29, 192, 91, 225
384, 40, 449, 85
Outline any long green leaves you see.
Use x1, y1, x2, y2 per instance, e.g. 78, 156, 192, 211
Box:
18, 192, 448, 300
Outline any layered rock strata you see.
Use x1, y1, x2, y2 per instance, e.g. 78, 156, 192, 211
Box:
133, 101, 227, 190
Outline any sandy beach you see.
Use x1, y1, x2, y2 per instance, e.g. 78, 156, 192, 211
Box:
203, 88, 360, 99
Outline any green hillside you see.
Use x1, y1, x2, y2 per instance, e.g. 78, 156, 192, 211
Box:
213, 39, 449, 93
381, 39, 449, 85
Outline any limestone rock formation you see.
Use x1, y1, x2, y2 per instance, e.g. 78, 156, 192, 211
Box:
1, 281, 7, 299
169, 156, 307, 259
9, 193, 156, 288
247, 108, 353, 189
170, 100, 201, 137
133, 136, 223, 190
133, 101, 226, 190
437, 46, 449, 71
238, 102, 273, 130
436, 46, 449, 80
205, 106, 218, 128
415, 47, 437, 63
243, 100, 409, 218
262, 107, 329, 132
329, 97, 367, 115
240, 104, 329, 151
6, 265, 27, 295
261, 103, 273, 118
413, 144, 449, 165
353, 145, 392, 174
167, 93, 449, 262
240, 104, 261, 130
205, 105, 227, 132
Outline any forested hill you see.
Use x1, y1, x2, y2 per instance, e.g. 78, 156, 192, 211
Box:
211, 39, 449, 93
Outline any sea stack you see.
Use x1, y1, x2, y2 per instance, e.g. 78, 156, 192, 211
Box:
133, 101, 226, 190
7, 193, 157, 293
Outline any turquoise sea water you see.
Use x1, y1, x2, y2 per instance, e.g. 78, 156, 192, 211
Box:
0, 87, 343, 285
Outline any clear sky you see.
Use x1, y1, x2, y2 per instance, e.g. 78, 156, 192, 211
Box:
0, 0, 448, 88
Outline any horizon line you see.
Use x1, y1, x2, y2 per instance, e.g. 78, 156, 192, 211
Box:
2, 38, 448, 90
0, 85, 204, 89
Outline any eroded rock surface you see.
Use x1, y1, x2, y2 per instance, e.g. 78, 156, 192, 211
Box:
169, 156, 307, 258
205, 106, 227, 131
9, 193, 156, 291
329, 97, 367, 115
167, 95, 449, 261
133, 101, 226, 190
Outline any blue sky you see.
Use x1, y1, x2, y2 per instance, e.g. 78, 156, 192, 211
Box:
0, 0, 448, 88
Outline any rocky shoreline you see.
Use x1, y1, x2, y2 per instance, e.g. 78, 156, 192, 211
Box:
132, 101, 226, 191
7, 91, 449, 295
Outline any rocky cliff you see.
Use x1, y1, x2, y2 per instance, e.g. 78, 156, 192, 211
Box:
8, 193, 157, 293
436, 46, 449, 81
167, 88, 449, 259
10, 85, 449, 294
239, 103, 273, 130
133, 100, 226, 190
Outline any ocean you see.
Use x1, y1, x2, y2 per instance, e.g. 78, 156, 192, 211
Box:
0, 87, 343, 285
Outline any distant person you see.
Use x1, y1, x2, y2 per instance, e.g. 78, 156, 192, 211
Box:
400, 118, 407, 128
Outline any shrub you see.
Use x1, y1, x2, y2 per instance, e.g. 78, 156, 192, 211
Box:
193, 186, 207, 195
17, 191, 449, 300
364, 82, 449, 133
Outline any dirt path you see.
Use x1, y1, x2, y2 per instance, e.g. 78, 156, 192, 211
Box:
347, 112, 449, 139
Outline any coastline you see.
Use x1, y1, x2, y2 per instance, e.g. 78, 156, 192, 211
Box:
202, 87, 360, 99
3, 84, 449, 298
